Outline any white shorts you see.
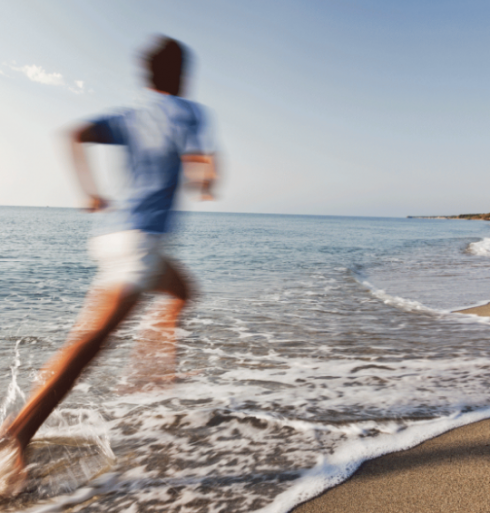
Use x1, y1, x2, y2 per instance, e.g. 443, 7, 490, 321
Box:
88, 230, 168, 292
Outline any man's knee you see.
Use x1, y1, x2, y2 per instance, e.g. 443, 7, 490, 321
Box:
155, 262, 194, 301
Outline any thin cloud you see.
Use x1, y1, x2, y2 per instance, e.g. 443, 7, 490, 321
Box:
18, 64, 64, 86
69, 80, 85, 94
3, 62, 90, 93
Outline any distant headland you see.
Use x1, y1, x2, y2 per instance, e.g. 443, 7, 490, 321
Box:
407, 213, 490, 221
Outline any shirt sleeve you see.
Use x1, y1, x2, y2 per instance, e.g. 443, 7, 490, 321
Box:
182, 104, 215, 155
89, 114, 127, 145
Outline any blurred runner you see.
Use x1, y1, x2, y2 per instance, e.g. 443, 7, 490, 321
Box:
0, 36, 218, 494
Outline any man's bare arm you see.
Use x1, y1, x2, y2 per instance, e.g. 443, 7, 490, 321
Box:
69, 124, 109, 212
181, 154, 218, 201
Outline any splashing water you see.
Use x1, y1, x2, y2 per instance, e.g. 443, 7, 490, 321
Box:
0, 340, 26, 426
0, 438, 25, 499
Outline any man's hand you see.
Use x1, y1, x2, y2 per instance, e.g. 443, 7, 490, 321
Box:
86, 195, 109, 212
181, 154, 218, 201
200, 179, 214, 201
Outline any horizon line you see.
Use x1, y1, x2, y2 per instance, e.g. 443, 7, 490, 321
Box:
0, 205, 434, 219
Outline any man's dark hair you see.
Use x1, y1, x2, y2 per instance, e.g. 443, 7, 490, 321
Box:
145, 37, 187, 96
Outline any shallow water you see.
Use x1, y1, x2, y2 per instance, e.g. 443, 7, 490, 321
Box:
2, 207, 490, 512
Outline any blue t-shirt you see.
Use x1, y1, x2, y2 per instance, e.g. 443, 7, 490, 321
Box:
90, 91, 214, 234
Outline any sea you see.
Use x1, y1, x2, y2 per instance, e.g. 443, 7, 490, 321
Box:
2, 206, 490, 512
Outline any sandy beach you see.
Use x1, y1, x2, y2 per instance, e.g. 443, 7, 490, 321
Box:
454, 303, 490, 316
292, 305, 490, 513
292, 418, 490, 513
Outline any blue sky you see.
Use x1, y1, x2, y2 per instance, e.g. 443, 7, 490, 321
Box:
1, 0, 489, 216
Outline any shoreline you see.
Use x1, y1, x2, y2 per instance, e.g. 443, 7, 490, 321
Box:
292, 304, 490, 513
292, 418, 490, 513
408, 213, 490, 221
454, 302, 490, 316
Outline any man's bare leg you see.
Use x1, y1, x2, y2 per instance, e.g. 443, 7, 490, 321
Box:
122, 262, 190, 391
0, 284, 140, 493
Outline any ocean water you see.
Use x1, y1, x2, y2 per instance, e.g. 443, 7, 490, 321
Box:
2, 206, 490, 512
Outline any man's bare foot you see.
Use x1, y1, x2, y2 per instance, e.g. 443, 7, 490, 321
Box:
0, 436, 27, 497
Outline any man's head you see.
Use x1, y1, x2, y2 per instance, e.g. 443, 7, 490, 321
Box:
144, 37, 187, 96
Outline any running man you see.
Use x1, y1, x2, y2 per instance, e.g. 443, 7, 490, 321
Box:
0, 36, 217, 494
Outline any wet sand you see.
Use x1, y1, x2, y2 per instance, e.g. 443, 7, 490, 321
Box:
293, 302, 490, 513
292, 418, 490, 513
454, 302, 490, 316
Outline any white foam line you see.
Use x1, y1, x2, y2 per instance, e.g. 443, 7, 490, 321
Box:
257, 407, 490, 513
361, 279, 439, 313
359, 278, 490, 325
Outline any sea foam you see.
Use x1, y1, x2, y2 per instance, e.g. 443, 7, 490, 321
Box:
467, 237, 490, 256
